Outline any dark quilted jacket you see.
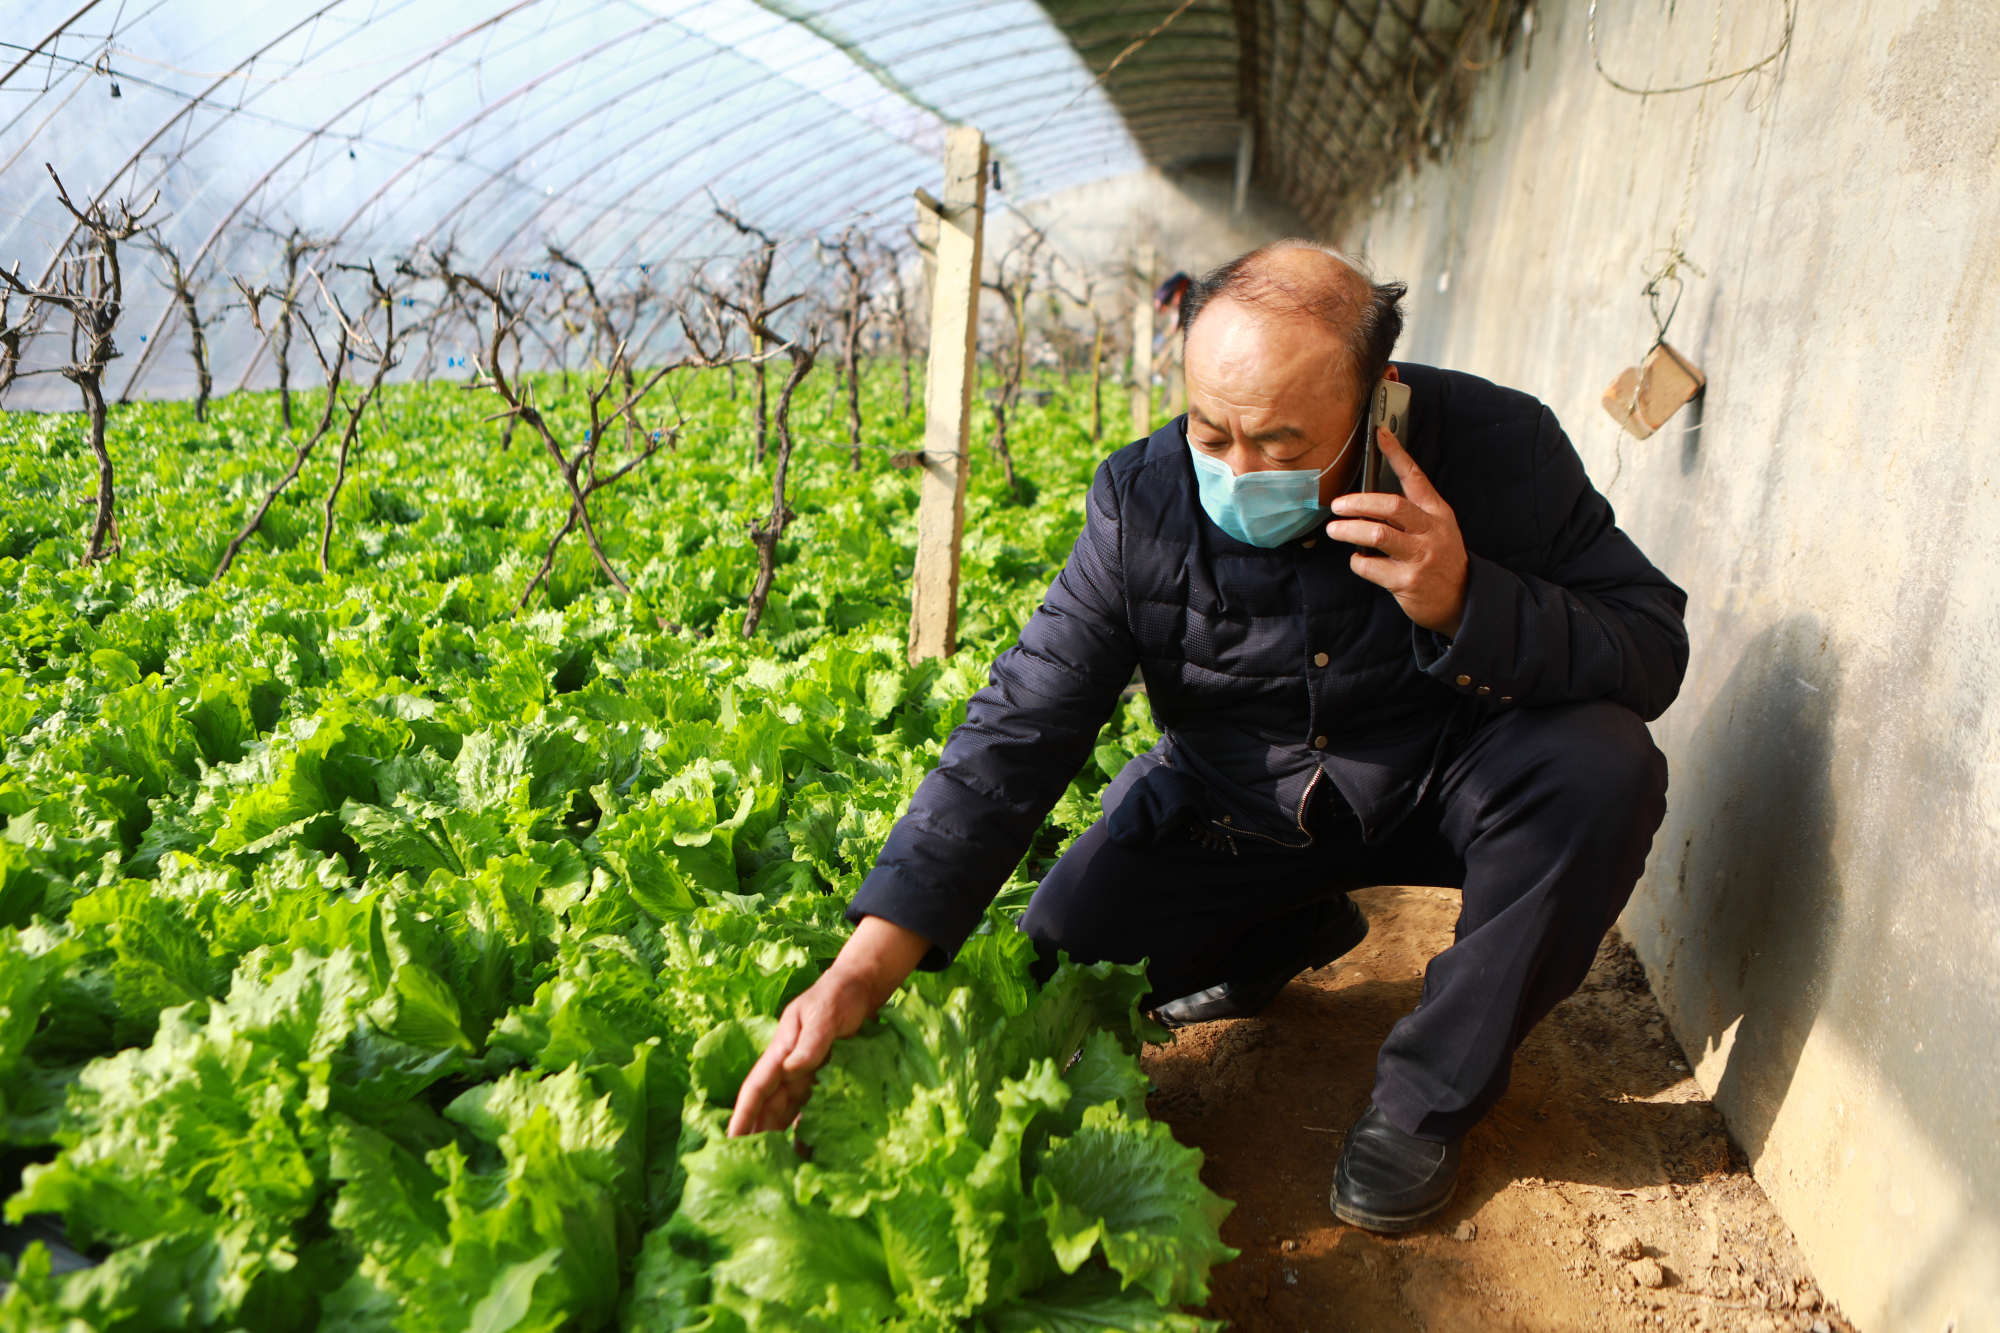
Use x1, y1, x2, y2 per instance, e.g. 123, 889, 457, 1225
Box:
851, 362, 1689, 967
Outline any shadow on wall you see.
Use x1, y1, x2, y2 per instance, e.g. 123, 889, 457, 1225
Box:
1659, 616, 1842, 1161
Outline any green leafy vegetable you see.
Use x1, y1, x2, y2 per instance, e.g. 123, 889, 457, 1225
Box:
0, 368, 1230, 1331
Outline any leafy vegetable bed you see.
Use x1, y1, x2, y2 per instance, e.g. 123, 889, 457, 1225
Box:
0, 370, 1231, 1332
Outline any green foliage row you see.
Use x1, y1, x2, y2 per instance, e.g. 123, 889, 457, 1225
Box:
0, 361, 1215, 1333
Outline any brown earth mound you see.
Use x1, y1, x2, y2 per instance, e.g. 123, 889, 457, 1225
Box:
1143, 886, 1857, 1333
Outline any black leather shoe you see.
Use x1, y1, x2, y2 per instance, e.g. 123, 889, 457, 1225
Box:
1330, 1103, 1463, 1233
1151, 894, 1368, 1028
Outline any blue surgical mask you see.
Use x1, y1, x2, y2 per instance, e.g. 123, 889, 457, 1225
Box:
1187, 413, 1363, 548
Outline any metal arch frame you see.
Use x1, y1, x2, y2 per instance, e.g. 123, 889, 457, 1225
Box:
87, 0, 1144, 399
550, 1, 1131, 254
323, 14, 672, 243
522, 69, 1126, 311
498, 17, 1094, 274
431, 27, 1130, 359
398, 0, 1065, 265
150, 0, 1092, 394
399, 36, 757, 256
2, 26, 94, 143
116, 0, 1085, 392
468, 8, 1064, 267
0, 0, 114, 91
117, 0, 554, 398
612, 54, 1138, 264
199, 13, 695, 390
585, 84, 1112, 291
17, 0, 361, 292
203, 0, 1039, 262
392, 1, 887, 257
230, 13, 780, 379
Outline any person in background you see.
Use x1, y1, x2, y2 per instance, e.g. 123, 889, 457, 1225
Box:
1154, 270, 1192, 334
732, 240, 1686, 1235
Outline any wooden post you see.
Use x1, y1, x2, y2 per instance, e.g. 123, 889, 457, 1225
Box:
908, 128, 988, 665
1128, 244, 1155, 441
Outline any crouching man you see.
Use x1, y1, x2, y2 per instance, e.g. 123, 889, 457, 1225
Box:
731, 241, 1687, 1234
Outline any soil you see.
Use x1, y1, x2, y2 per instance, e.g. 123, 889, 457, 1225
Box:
1142, 886, 1857, 1333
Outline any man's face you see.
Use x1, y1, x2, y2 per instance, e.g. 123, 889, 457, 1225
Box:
1183, 297, 1366, 509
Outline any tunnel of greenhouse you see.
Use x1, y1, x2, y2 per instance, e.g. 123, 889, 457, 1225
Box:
0, 1, 1993, 1330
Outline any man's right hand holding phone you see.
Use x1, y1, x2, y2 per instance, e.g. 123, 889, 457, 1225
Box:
1328, 425, 1470, 638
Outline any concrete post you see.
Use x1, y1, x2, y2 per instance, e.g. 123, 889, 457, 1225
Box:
907, 128, 987, 665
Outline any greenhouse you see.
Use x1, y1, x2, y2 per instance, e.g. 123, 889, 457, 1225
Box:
0, 0, 1994, 1330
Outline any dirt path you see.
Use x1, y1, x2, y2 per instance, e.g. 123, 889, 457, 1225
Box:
1143, 887, 1858, 1333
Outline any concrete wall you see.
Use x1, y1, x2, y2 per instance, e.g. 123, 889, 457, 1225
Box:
1336, 2, 2000, 1327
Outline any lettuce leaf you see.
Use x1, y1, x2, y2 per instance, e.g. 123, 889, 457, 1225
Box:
1033, 1103, 1236, 1306
650, 929, 1232, 1333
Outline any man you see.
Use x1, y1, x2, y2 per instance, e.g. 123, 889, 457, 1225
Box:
731, 241, 1686, 1234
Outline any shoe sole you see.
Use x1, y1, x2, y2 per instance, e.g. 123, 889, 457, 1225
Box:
1330, 1178, 1458, 1235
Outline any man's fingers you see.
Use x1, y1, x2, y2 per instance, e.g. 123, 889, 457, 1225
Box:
752, 1071, 815, 1135
1350, 549, 1416, 588
1327, 518, 1418, 558
1376, 429, 1446, 510
728, 1054, 783, 1137
728, 1024, 820, 1128
728, 978, 865, 1138
1328, 491, 1429, 534
728, 1004, 806, 1136
780, 996, 843, 1073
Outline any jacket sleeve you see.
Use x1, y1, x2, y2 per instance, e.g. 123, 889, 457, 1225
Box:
1416, 406, 1689, 720
848, 462, 1140, 968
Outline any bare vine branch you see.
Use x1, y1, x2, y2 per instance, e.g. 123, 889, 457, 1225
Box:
978, 221, 1048, 500
437, 256, 748, 608
0, 263, 44, 405
717, 295, 822, 638
1048, 255, 1108, 443
828, 228, 875, 472
213, 310, 349, 579
0, 167, 163, 565
716, 205, 780, 463
316, 260, 415, 572
148, 236, 218, 422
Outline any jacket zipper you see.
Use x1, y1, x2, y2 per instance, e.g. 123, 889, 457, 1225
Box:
1206, 766, 1321, 852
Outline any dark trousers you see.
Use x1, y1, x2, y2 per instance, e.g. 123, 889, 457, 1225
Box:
1019, 700, 1669, 1143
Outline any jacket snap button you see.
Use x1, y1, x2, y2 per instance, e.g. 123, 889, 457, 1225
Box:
1313, 735, 1328, 749
1476, 685, 1490, 696
1455, 674, 1472, 687
1313, 652, 1329, 667
1501, 695, 1513, 703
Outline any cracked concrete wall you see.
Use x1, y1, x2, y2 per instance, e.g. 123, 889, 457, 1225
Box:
1333, 1, 2000, 1328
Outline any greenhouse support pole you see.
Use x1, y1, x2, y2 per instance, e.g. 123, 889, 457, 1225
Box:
908, 127, 988, 665
1129, 245, 1156, 441
916, 193, 941, 309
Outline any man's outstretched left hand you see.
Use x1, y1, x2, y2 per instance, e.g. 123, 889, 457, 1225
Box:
1327, 427, 1469, 638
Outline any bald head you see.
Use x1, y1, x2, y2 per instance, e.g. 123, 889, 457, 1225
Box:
1180, 241, 1406, 401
